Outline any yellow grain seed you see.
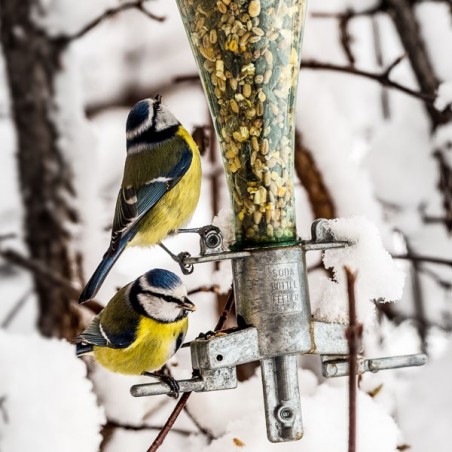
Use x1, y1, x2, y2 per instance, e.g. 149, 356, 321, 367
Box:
266, 209, 272, 223
251, 151, 257, 166
256, 101, 264, 116
251, 136, 259, 152
230, 140, 239, 154
230, 78, 238, 91
238, 210, 245, 221
277, 187, 287, 197
267, 224, 274, 236
246, 227, 256, 238
267, 158, 276, 168
264, 51, 273, 65
240, 126, 249, 140
243, 83, 252, 98
258, 186, 267, 204
249, 36, 261, 44
264, 171, 271, 187
230, 99, 239, 113
269, 181, 277, 195
209, 29, 217, 44
258, 91, 266, 102
226, 149, 235, 159
234, 156, 241, 169
290, 47, 298, 65
217, 1, 227, 14
245, 108, 256, 118
253, 211, 262, 225
248, 0, 261, 18
253, 190, 261, 204
230, 162, 238, 173
261, 138, 269, 155
239, 32, 251, 46
228, 39, 238, 53
252, 27, 264, 36
215, 59, 224, 74
218, 77, 226, 91
233, 131, 242, 142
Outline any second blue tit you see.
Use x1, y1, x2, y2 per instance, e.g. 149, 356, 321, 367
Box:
79, 96, 202, 303
76, 268, 195, 375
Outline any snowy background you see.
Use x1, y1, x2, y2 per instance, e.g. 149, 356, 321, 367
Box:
1, 0, 452, 451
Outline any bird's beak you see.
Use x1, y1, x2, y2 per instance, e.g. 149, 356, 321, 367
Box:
179, 297, 196, 312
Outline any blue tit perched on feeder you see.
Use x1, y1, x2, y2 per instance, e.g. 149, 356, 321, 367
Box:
76, 269, 195, 383
79, 96, 202, 303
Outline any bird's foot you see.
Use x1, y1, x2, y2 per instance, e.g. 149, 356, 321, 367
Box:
143, 371, 180, 398
196, 330, 227, 340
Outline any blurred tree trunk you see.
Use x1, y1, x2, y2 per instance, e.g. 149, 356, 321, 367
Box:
0, 0, 82, 338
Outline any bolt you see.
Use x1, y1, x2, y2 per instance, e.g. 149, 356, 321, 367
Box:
275, 405, 295, 425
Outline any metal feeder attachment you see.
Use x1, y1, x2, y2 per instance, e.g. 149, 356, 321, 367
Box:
131, 220, 427, 443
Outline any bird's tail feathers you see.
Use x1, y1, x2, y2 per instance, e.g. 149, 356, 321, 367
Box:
79, 232, 134, 303
76, 343, 94, 356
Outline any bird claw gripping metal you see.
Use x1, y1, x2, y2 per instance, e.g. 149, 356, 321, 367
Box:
135, 219, 427, 442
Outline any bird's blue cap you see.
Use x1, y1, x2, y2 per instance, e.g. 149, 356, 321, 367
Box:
144, 268, 182, 291
126, 100, 150, 132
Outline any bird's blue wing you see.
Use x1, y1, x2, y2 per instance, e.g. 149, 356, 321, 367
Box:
76, 316, 136, 349
135, 145, 193, 219
111, 145, 193, 251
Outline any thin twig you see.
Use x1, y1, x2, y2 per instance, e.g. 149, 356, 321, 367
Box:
392, 253, 452, 267
147, 288, 234, 451
300, 58, 436, 104
104, 419, 195, 436
1, 289, 33, 328
188, 284, 221, 296
0, 396, 8, 423
0, 248, 103, 314
345, 268, 362, 452
54, 0, 165, 45
405, 241, 428, 354
183, 404, 215, 441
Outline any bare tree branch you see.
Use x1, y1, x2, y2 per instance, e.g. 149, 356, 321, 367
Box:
0, 396, 8, 423
0, 248, 103, 314
345, 268, 362, 452
103, 419, 196, 436
54, 0, 165, 46
392, 253, 452, 267
300, 58, 438, 105
188, 284, 221, 296
294, 130, 337, 219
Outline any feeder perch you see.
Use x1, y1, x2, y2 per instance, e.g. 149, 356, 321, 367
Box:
131, 0, 427, 443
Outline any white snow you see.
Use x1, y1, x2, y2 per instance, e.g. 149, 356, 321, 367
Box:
0, 331, 104, 452
435, 81, 452, 111
311, 217, 405, 326
186, 369, 399, 452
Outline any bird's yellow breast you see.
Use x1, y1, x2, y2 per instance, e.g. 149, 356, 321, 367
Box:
93, 316, 188, 375
129, 127, 202, 247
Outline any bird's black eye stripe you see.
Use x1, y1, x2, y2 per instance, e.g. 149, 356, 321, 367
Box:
144, 290, 181, 304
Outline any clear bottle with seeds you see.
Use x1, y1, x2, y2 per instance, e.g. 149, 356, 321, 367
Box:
176, 0, 308, 246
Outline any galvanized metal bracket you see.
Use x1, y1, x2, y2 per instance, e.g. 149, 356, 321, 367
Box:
132, 219, 428, 443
